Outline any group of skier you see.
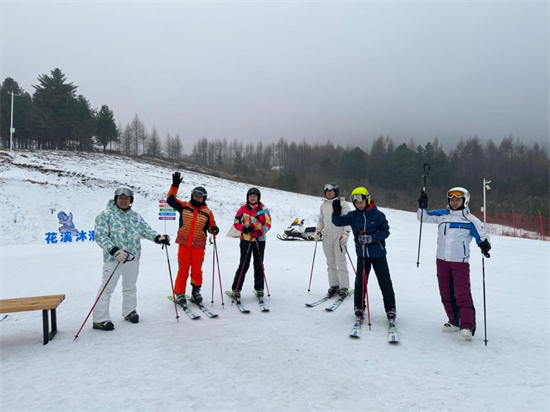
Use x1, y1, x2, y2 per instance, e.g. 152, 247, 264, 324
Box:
91, 172, 491, 342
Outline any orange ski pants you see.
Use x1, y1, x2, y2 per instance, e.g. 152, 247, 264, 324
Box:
174, 245, 205, 294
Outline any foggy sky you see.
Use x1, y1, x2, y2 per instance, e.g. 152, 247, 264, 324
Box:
1, 0, 548, 152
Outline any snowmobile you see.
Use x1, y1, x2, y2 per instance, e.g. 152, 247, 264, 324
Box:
277, 218, 320, 241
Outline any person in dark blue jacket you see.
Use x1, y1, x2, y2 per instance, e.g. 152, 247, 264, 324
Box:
332, 187, 396, 322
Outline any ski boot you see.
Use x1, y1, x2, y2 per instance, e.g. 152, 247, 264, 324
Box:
256, 289, 265, 300
191, 285, 203, 305
232, 290, 241, 301
93, 320, 115, 331
461, 328, 473, 341
442, 322, 460, 333
326, 285, 339, 298
124, 310, 139, 324
386, 308, 396, 322
338, 288, 349, 300
175, 293, 187, 306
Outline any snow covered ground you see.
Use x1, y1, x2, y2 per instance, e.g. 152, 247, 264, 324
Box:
0, 150, 548, 412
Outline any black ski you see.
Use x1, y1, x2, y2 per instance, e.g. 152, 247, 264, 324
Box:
185, 294, 219, 318
225, 291, 251, 313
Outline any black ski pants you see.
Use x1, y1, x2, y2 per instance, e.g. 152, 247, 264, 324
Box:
355, 255, 396, 314
232, 240, 266, 292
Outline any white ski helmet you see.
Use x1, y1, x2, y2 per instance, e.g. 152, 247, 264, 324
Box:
447, 187, 470, 212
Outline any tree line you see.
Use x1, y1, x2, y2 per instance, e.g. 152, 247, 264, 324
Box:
1, 69, 184, 160
2, 68, 548, 217
189, 135, 549, 218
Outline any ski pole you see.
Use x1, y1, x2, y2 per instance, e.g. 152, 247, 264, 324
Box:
307, 239, 319, 292
361, 244, 372, 330
211, 237, 216, 305
416, 163, 431, 268
482, 256, 488, 346
164, 243, 180, 322
233, 241, 252, 303
212, 234, 225, 308
254, 241, 271, 298
74, 262, 121, 340
344, 246, 357, 275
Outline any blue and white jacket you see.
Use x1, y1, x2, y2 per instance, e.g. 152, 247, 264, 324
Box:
418, 208, 490, 263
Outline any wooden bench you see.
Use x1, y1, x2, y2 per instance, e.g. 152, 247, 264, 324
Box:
0, 294, 66, 345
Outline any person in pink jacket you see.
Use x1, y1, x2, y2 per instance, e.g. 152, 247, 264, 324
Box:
231, 188, 272, 300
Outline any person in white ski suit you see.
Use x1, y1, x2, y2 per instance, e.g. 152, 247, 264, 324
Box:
315, 182, 351, 298
417, 187, 491, 341
93, 187, 169, 330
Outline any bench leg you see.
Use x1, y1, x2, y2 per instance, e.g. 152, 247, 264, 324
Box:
49, 309, 58, 341
42, 309, 59, 345
42, 310, 49, 345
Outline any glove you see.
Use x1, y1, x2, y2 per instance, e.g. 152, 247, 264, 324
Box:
339, 234, 349, 245
332, 199, 342, 216
313, 231, 321, 241
155, 234, 171, 245
478, 239, 491, 258
418, 190, 428, 209
113, 249, 128, 263
250, 230, 262, 238
357, 232, 373, 245
242, 226, 254, 234
210, 226, 220, 236
172, 172, 183, 188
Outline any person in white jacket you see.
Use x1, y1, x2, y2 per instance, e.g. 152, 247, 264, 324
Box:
417, 187, 491, 341
315, 183, 352, 299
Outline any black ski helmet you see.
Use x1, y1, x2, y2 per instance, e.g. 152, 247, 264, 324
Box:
247, 187, 261, 203
114, 187, 134, 206
324, 182, 339, 198
191, 186, 207, 201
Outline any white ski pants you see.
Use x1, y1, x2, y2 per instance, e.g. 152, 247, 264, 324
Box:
93, 260, 140, 323
322, 237, 349, 289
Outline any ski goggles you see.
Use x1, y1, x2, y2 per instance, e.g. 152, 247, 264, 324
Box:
324, 183, 338, 191
350, 193, 370, 203
191, 189, 207, 197
447, 190, 465, 199
115, 188, 134, 197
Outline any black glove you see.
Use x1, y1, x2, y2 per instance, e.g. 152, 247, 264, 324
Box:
478, 239, 491, 258
210, 226, 219, 236
155, 234, 171, 246
242, 226, 254, 234
332, 199, 342, 216
418, 190, 428, 209
172, 172, 183, 188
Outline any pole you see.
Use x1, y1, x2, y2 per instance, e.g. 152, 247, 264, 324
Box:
361, 244, 371, 330
74, 262, 121, 339
164, 244, 180, 321
232, 241, 252, 302
483, 178, 492, 228
344, 247, 357, 275
8, 92, 19, 151
540, 212, 545, 241
482, 257, 488, 346
254, 241, 271, 298
416, 163, 431, 267
307, 239, 319, 292
212, 235, 225, 307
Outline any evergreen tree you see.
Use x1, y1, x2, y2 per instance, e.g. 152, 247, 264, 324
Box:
96, 105, 118, 151
0, 77, 32, 149
31, 68, 78, 149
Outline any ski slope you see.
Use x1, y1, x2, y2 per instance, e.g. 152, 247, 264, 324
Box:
0, 150, 548, 412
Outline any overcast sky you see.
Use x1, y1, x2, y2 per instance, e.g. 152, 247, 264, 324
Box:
1, 0, 548, 152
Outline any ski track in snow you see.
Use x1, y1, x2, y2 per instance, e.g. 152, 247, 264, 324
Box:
0, 150, 548, 412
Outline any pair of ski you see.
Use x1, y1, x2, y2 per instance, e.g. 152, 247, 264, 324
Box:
350, 316, 400, 343
225, 290, 270, 313
167, 295, 219, 320
305, 289, 354, 311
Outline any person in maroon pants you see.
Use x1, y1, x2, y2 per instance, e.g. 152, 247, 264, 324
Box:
417, 187, 491, 341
